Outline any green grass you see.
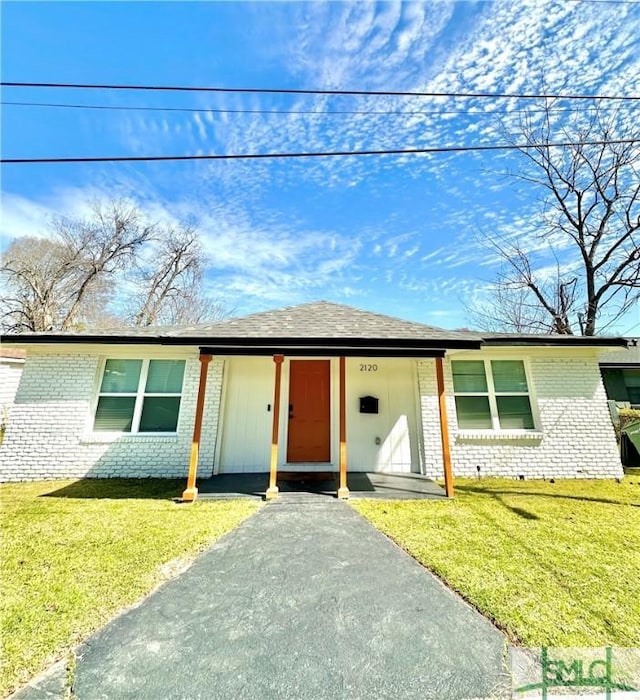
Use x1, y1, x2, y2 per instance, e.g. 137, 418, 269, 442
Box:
0, 479, 259, 697
352, 478, 640, 648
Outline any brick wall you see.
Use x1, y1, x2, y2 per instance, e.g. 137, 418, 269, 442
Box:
0, 351, 224, 481
1, 348, 623, 482
0, 360, 24, 426
417, 355, 623, 480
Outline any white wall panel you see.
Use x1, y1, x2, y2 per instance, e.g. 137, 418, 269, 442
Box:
218, 357, 273, 473
345, 358, 419, 473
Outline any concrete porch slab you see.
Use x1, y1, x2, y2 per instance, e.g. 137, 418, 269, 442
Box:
196, 472, 446, 500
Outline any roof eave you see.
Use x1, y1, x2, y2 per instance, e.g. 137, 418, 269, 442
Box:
481, 336, 629, 348
0, 334, 482, 352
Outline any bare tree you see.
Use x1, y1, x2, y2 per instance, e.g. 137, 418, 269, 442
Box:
1, 237, 78, 332
474, 103, 640, 335
150, 290, 233, 326
0, 201, 151, 332
468, 279, 563, 334
472, 245, 580, 335
1, 200, 152, 332
131, 224, 207, 326
1, 200, 234, 332
55, 200, 153, 329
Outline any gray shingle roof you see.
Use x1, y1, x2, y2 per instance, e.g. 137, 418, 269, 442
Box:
4, 301, 481, 342
1, 301, 627, 349
166, 301, 480, 341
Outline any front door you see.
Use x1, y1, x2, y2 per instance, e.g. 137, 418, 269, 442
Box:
286, 360, 331, 462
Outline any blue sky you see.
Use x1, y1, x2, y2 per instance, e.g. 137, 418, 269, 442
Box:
1, 0, 639, 333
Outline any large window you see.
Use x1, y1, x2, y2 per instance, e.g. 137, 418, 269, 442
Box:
93, 359, 186, 433
452, 359, 535, 431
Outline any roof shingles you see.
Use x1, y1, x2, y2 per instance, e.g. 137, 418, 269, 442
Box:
1, 301, 627, 349
3, 302, 480, 342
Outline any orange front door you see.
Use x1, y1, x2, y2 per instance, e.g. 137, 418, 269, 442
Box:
286, 360, 331, 462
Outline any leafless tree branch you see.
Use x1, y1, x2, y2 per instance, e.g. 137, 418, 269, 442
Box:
470, 102, 640, 336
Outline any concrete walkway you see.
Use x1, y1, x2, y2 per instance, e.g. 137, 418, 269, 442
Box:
18, 499, 509, 700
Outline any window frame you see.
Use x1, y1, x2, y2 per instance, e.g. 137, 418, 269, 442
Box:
451, 358, 538, 433
92, 357, 186, 435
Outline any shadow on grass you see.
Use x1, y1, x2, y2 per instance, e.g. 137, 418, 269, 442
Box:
455, 483, 640, 509
506, 505, 539, 520
41, 478, 185, 500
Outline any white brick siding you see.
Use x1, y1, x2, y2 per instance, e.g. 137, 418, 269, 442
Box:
0, 360, 24, 427
0, 346, 623, 482
417, 354, 623, 480
0, 350, 224, 481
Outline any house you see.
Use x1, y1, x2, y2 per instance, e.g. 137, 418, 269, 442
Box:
0, 348, 26, 435
599, 340, 640, 409
0, 301, 627, 498
599, 340, 640, 468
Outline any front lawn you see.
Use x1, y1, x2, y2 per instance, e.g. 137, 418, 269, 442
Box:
0, 479, 259, 697
352, 478, 640, 648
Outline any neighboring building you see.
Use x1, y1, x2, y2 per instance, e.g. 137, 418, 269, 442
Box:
599, 340, 640, 408
0, 302, 626, 495
0, 348, 26, 432
599, 340, 640, 468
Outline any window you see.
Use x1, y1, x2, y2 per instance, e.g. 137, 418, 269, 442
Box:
452, 359, 535, 431
601, 368, 640, 407
93, 359, 186, 433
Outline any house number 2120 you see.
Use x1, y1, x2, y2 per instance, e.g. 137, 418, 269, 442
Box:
359, 364, 378, 372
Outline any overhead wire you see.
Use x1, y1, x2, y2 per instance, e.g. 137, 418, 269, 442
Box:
2, 100, 638, 118
2, 81, 639, 101
3, 139, 638, 165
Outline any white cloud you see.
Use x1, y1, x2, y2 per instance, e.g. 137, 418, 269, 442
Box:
0, 192, 54, 241
0, 186, 366, 314
0, 186, 136, 244
5, 1, 638, 332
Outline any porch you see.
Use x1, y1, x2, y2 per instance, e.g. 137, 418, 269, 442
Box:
197, 471, 446, 500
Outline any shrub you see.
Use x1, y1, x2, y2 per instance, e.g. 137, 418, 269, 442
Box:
616, 408, 640, 441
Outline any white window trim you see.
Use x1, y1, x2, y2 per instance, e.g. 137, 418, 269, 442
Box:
91, 358, 185, 437
452, 358, 540, 434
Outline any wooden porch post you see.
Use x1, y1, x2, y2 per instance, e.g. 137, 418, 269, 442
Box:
435, 356, 454, 498
337, 356, 349, 499
266, 355, 284, 500
182, 353, 213, 502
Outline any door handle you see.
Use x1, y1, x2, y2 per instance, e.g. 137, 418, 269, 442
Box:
289, 403, 294, 419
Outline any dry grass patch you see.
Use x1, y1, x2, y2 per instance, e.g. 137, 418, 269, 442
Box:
0, 479, 258, 697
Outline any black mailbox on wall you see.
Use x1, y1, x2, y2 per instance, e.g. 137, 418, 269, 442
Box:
359, 395, 379, 414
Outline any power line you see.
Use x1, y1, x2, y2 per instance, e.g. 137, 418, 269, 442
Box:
3, 138, 638, 165
620, 321, 640, 335
2, 100, 637, 118
2, 81, 639, 101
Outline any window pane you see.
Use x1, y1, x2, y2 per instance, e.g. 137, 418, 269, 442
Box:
497, 396, 534, 429
100, 359, 142, 393
94, 396, 136, 432
601, 369, 627, 400
145, 360, 185, 393
623, 369, 640, 388
455, 396, 492, 429
139, 397, 181, 432
452, 361, 488, 393
626, 367, 640, 404
491, 360, 529, 393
